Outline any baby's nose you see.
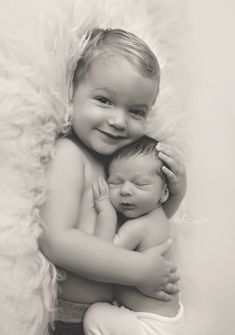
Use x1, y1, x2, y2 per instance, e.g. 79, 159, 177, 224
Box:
120, 182, 133, 196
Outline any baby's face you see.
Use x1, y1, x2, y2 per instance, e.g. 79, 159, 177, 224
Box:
72, 55, 158, 155
108, 154, 166, 218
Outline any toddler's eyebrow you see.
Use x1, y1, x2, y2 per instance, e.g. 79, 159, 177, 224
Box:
92, 87, 116, 96
131, 104, 149, 110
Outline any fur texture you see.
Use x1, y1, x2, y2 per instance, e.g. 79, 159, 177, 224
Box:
0, 1, 186, 334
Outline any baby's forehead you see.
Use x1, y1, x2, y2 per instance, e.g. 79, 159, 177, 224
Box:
109, 153, 162, 174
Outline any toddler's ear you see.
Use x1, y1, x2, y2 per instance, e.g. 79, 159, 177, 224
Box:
160, 184, 169, 204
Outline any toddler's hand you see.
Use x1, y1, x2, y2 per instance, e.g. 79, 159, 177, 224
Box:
137, 239, 180, 300
154, 280, 180, 301
156, 143, 186, 198
92, 176, 116, 217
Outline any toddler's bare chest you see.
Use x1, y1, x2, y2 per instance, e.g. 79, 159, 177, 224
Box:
76, 159, 105, 234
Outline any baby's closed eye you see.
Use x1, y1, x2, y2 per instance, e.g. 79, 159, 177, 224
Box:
108, 178, 122, 186
135, 182, 149, 187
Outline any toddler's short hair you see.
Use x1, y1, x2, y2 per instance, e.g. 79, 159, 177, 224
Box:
73, 28, 160, 90
108, 135, 166, 182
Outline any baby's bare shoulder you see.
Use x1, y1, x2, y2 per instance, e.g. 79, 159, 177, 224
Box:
132, 209, 169, 237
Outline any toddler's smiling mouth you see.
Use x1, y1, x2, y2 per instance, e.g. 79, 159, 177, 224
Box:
97, 129, 127, 140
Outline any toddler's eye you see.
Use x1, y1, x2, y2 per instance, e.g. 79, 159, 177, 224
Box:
95, 96, 112, 106
129, 109, 146, 119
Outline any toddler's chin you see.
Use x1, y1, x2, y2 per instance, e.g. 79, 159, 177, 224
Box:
94, 144, 123, 156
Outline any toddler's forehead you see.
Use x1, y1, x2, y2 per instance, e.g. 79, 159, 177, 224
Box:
86, 51, 153, 82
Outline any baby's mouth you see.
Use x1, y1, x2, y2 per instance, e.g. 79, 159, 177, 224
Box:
120, 202, 136, 209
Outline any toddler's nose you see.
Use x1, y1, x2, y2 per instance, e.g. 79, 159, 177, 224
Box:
108, 109, 127, 130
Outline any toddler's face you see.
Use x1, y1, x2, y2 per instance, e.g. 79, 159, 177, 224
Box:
108, 154, 167, 218
72, 56, 158, 155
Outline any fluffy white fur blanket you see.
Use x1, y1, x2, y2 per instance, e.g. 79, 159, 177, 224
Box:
0, 1, 186, 334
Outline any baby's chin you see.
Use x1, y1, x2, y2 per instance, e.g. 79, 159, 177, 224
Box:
117, 208, 145, 219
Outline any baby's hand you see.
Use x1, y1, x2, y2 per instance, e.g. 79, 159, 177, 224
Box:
156, 143, 186, 198
92, 176, 116, 217
92, 176, 117, 239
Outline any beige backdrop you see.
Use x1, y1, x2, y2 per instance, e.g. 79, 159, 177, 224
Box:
179, 0, 235, 334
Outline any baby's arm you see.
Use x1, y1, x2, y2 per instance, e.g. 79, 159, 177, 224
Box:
156, 143, 187, 218
113, 218, 144, 250
92, 177, 117, 240
39, 139, 177, 296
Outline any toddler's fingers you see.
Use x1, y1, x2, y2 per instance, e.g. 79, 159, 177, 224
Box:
168, 271, 180, 283
156, 142, 179, 157
162, 263, 177, 284
156, 143, 173, 156
161, 166, 176, 181
158, 152, 178, 173
153, 290, 173, 302
162, 283, 180, 294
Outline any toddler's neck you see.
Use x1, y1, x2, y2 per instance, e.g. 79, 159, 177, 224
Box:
67, 128, 111, 168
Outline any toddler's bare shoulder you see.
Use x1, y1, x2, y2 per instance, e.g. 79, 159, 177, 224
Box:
48, 138, 85, 183
55, 137, 83, 156
53, 138, 85, 166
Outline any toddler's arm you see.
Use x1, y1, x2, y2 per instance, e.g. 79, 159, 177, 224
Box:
156, 143, 187, 218
39, 139, 177, 296
92, 176, 117, 240
114, 216, 179, 301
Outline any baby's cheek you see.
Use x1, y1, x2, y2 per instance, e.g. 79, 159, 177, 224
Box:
109, 190, 119, 208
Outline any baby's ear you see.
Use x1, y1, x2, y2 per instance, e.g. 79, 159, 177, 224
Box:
160, 184, 169, 204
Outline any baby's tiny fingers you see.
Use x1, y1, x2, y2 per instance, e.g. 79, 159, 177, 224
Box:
97, 177, 105, 196
100, 176, 109, 193
92, 182, 100, 201
97, 177, 109, 198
